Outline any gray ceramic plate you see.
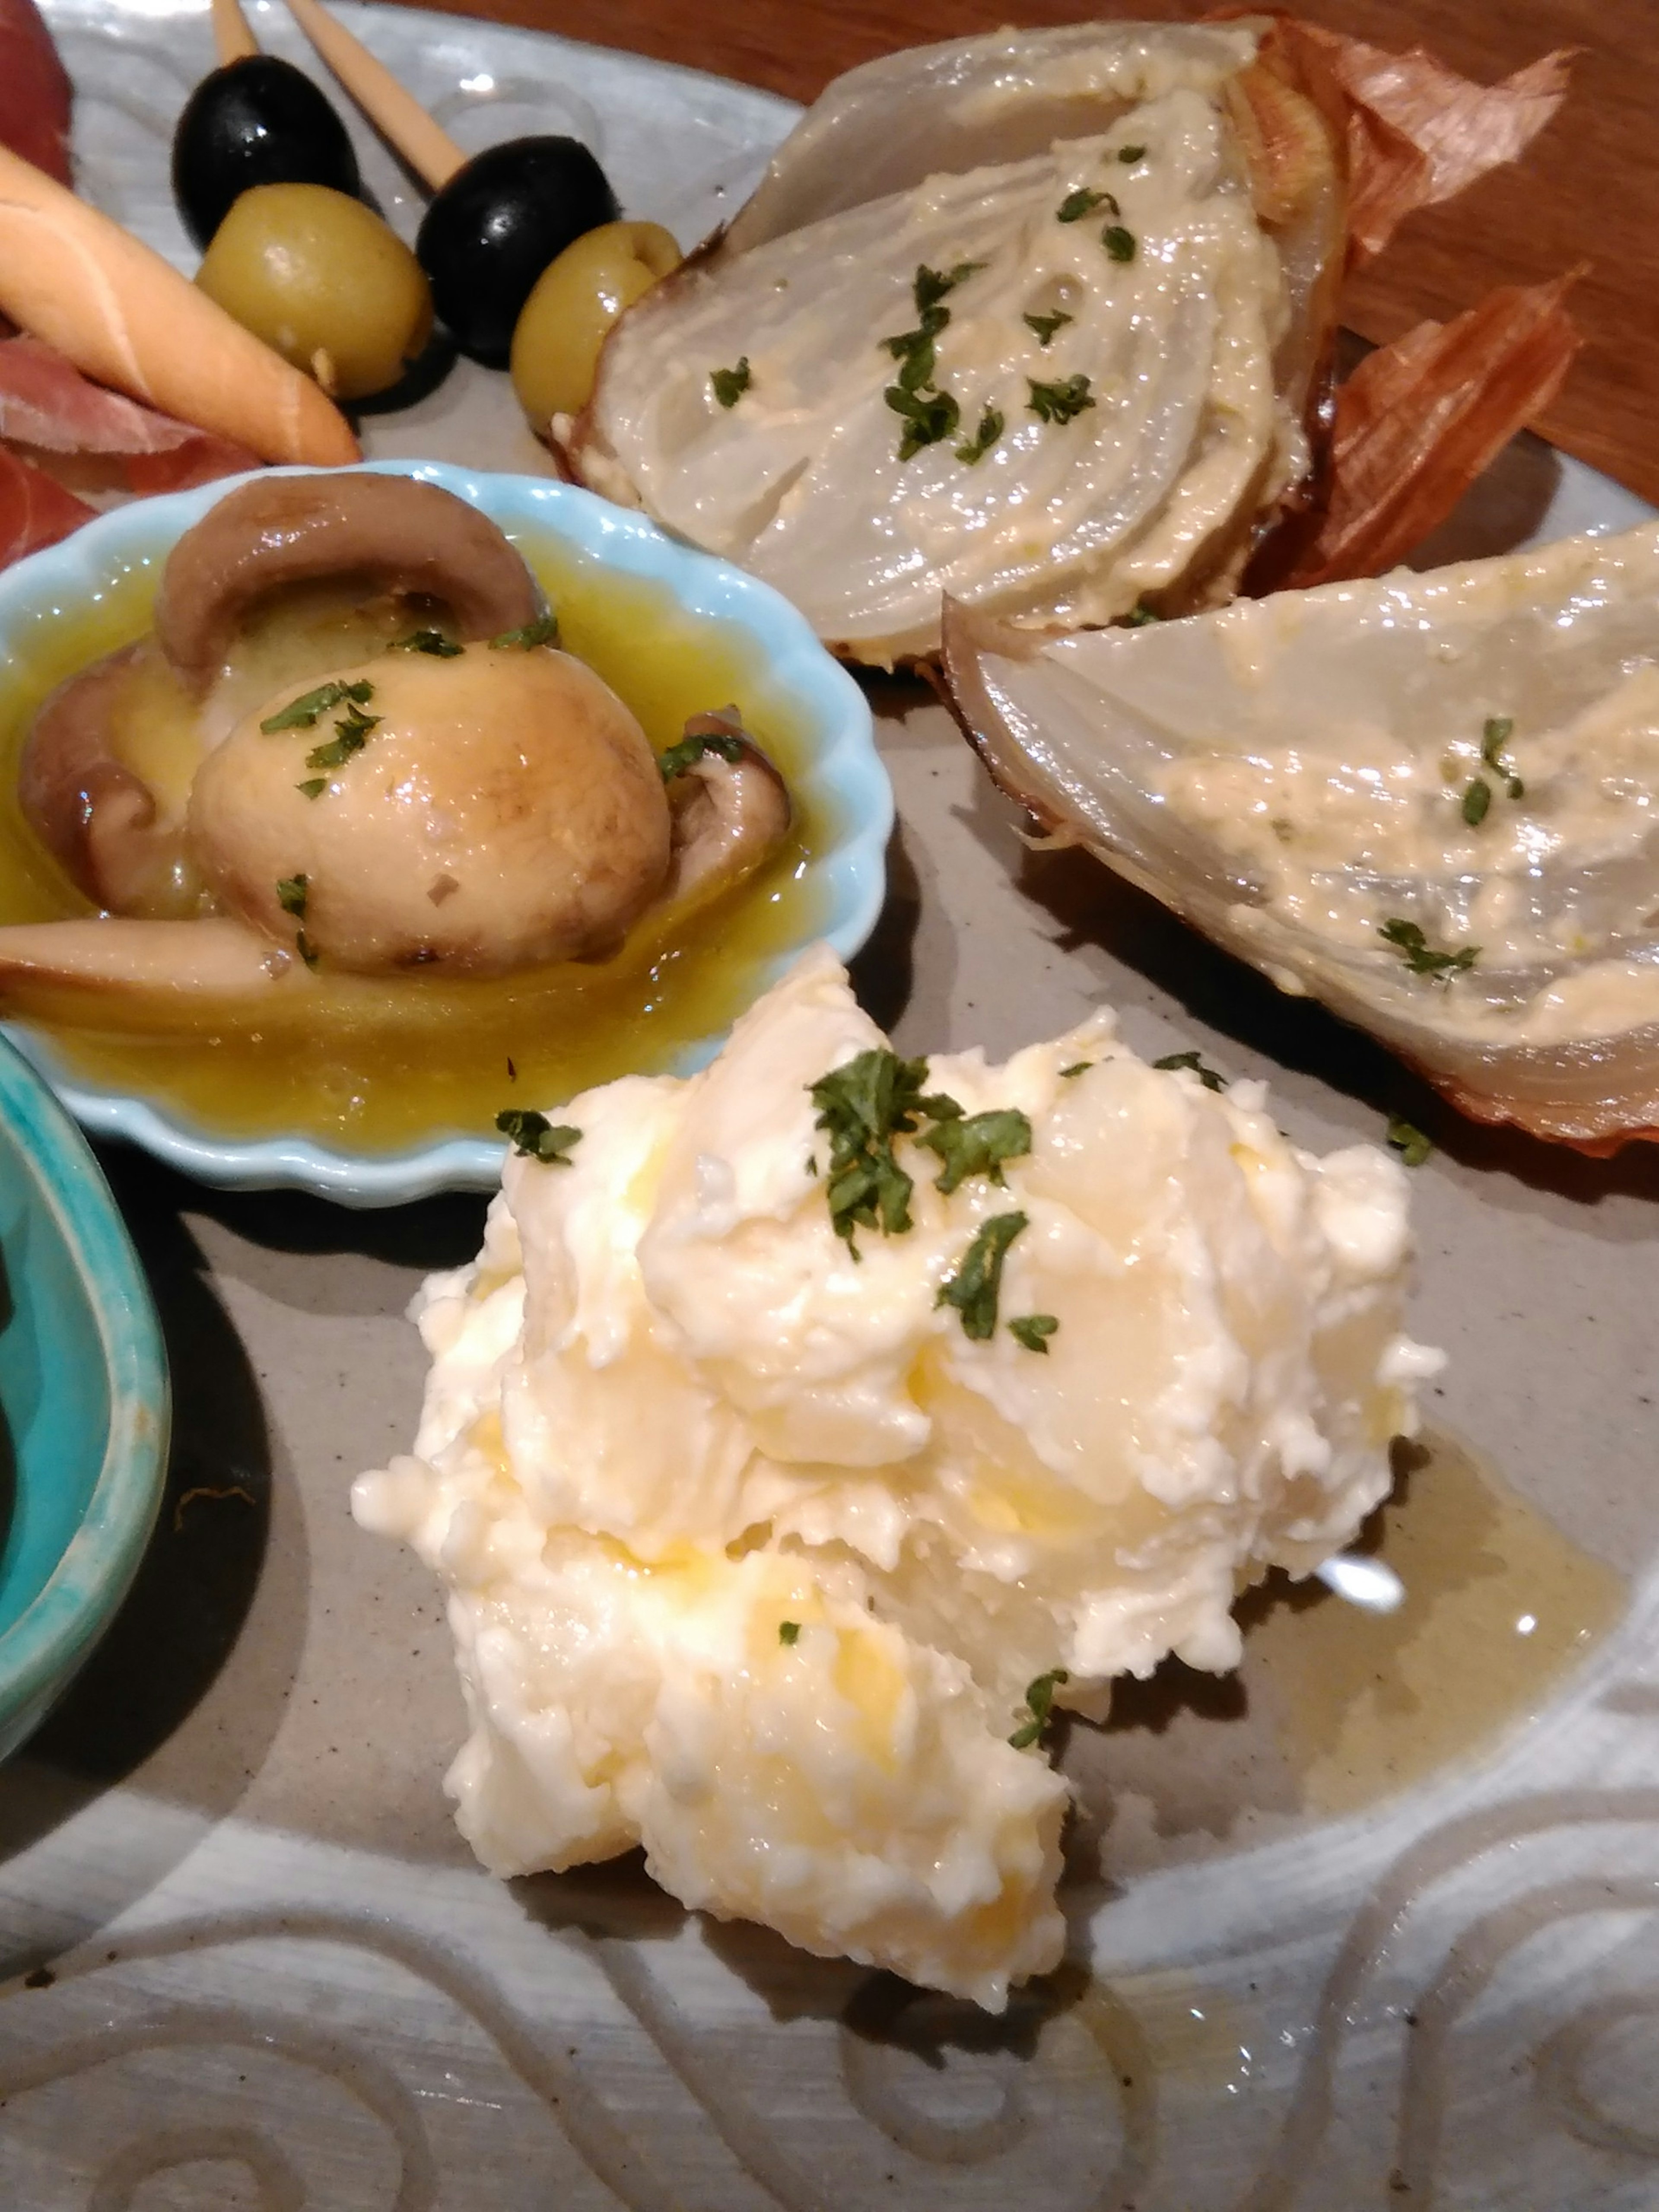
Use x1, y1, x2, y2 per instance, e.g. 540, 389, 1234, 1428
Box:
1, 6, 1656, 2208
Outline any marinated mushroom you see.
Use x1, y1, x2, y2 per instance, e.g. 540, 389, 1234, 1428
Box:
3, 473, 793, 1011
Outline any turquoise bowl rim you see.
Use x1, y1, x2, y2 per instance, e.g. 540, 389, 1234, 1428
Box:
0, 458, 892, 1207
0, 1028, 168, 1749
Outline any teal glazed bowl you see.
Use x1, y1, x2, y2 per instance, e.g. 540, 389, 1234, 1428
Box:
0, 1032, 168, 1759
0, 459, 892, 1206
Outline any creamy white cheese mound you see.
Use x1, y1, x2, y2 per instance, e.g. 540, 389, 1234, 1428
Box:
354, 946, 1440, 2008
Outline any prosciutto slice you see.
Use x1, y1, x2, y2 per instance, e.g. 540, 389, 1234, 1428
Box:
0, 334, 262, 494
0, 442, 93, 566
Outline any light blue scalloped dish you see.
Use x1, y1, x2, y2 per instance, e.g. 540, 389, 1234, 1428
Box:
0, 460, 890, 1206
0, 1029, 168, 1760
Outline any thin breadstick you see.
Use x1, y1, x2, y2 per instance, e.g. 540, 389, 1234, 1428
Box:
282, 0, 466, 190
211, 0, 259, 67
0, 144, 359, 467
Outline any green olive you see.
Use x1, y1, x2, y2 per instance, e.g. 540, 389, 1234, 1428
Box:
196, 183, 433, 401
510, 219, 680, 431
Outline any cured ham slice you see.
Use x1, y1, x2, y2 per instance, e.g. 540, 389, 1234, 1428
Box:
0, 442, 93, 566
0, 334, 261, 499
0, 0, 72, 187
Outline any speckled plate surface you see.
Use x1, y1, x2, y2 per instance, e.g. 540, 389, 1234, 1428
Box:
1, 5, 1656, 2209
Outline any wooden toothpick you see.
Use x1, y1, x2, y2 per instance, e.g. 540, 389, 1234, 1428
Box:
281, 0, 467, 190
211, 0, 259, 66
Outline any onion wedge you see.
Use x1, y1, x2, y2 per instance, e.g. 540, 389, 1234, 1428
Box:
563, 19, 1571, 664
942, 522, 1659, 1150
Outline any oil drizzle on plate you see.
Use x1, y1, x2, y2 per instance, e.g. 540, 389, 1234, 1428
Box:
1239, 1428, 1625, 1815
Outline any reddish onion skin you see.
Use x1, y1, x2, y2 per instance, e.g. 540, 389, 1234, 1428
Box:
0, 0, 72, 186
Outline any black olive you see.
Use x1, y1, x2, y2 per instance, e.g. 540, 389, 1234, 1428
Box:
173, 55, 362, 251
416, 136, 620, 368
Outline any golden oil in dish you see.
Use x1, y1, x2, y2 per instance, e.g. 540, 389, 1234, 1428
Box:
0, 527, 833, 1149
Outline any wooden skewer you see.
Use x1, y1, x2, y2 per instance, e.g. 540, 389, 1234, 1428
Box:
281, 0, 467, 191
211, 0, 259, 67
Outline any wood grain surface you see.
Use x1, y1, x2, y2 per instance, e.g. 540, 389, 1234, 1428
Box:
410, 0, 1657, 507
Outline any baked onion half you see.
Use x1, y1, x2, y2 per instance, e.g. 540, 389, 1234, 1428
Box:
558, 18, 1571, 664
942, 522, 1659, 1152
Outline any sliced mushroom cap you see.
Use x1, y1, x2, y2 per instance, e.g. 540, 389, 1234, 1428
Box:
660, 709, 792, 915
154, 473, 544, 691
17, 643, 202, 915
187, 645, 673, 976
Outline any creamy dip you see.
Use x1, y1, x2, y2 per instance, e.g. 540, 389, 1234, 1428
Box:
354, 947, 1439, 2007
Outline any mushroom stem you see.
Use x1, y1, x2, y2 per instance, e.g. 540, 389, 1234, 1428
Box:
282, 0, 467, 190
0, 916, 313, 1004
659, 710, 792, 918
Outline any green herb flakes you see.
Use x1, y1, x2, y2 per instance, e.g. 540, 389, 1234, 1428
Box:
295, 928, 319, 969
779, 1621, 801, 1646
1023, 308, 1074, 346
1386, 1115, 1433, 1167
1461, 777, 1492, 827
1378, 917, 1478, 980
1154, 1049, 1227, 1092
1058, 1061, 1092, 1079
261, 677, 373, 734
1118, 143, 1146, 163
809, 1048, 932, 1255
955, 406, 1004, 465
1008, 1313, 1059, 1354
659, 727, 746, 780
495, 1109, 582, 1164
275, 873, 308, 919
1103, 224, 1137, 262
1027, 373, 1095, 426
1009, 1668, 1069, 1749
1123, 602, 1163, 626
1057, 187, 1112, 222
886, 383, 961, 460
296, 777, 327, 801
304, 699, 379, 774
918, 1106, 1032, 1195
490, 610, 559, 651
937, 1210, 1027, 1341
392, 629, 463, 657
711, 357, 752, 407
1481, 714, 1524, 799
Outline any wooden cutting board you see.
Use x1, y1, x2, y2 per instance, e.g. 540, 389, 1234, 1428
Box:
417, 0, 1656, 509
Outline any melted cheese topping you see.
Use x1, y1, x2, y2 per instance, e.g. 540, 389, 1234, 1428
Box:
585, 79, 1290, 662
354, 947, 1437, 2007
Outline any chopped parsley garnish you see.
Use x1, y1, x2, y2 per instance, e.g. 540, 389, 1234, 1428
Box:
1154, 1049, 1227, 1092
711, 357, 751, 407
1023, 308, 1074, 346
490, 610, 559, 650
1118, 143, 1146, 162
1008, 1313, 1059, 1354
809, 1047, 933, 1255
303, 699, 378, 774
1057, 186, 1114, 222
1481, 714, 1524, 799
1123, 602, 1163, 626
885, 383, 960, 460
659, 727, 746, 780
1009, 1668, 1069, 1749
1379, 917, 1478, 980
1059, 1061, 1092, 1079
275, 873, 308, 919
779, 1620, 801, 1646
495, 1108, 581, 1164
296, 777, 327, 800
1461, 778, 1491, 826
1386, 1115, 1433, 1166
955, 405, 1004, 464
914, 261, 983, 312
1103, 224, 1137, 262
295, 928, 319, 969
392, 629, 463, 657
261, 677, 373, 734
1027, 374, 1095, 426
918, 1104, 1032, 1195
937, 1210, 1027, 1341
